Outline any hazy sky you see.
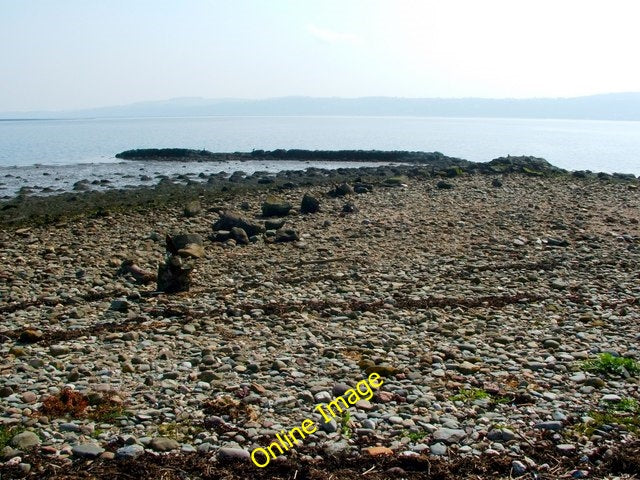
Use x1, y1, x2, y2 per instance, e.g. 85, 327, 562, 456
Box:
2, 0, 640, 111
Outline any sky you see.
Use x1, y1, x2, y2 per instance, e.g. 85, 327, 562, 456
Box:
1, 0, 640, 111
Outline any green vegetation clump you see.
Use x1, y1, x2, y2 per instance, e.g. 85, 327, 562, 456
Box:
609, 397, 639, 413
384, 176, 406, 185
575, 397, 640, 436
446, 166, 464, 177
451, 388, 490, 402
0, 425, 25, 449
582, 353, 640, 376
404, 430, 429, 442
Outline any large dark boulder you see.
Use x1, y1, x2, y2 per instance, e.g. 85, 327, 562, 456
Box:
213, 211, 266, 237
157, 256, 193, 293
262, 197, 292, 217
332, 183, 354, 197
300, 193, 320, 214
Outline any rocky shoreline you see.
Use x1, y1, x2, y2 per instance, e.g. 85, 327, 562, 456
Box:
1, 156, 639, 479
1, 153, 635, 229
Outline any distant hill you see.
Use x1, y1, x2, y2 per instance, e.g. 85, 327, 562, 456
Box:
3, 93, 640, 121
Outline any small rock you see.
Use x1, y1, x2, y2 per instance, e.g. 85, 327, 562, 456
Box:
149, 437, 180, 452
365, 446, 393, 456
557, 444, 576, 453
1, 446, 22, 460
265, 218, 286, 230
458, 361, 480, 374
218, 447, 250, 462
275, 229, 299, 243
486, 428, 516, 442
543, 339, 560, 349
110, 299, 130, 312
318, 419, 338, 433
601, 394, 621, 402
535, 421, 563, 431
49, 345, 70, 356
583, 378, 605, 388
342, 202, 358, 213
430, 443, 447, 455
432, 428, 465, 444
21, 392, 37, 404
512, 460, 527, 475
116, 444, 145, 460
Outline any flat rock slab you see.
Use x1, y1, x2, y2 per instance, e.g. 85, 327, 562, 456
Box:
72, 443, 105, 458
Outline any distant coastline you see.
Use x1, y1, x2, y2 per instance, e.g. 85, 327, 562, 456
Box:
4, 92, 640, 121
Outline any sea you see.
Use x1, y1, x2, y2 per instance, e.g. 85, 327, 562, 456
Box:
1, 115, 639, 197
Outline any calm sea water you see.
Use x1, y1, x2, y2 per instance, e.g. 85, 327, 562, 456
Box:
1, 116, 639, 196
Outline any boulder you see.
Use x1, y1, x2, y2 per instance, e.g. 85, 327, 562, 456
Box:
300, 193, 320, 214
72, 443, 105, 459
166, 234, 205, 259
342, 202, 358, 213
19, 329, 43, 343
213, 211, 265, 237
157, 256, 193, 293
275, 229, 299, 243
437, 180, 453, 190
262, 197, 292, 217
183, 200, 202, 217
10, 432, 40, 450
332, 183, 354, 197
265, 218, 286, 230
354, 183, 373, 194
231, 227, 250, 245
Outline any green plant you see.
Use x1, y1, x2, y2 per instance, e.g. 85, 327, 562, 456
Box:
582, 353, 640, 376
606, 397, 639, 414
0, 425, 25, 449
451, 388, 490, 402
404, 430, 429, 442
575, 410, 640, 436
340, 410, 352, 438
157, 422, 181, 440
492, 395, 511, 404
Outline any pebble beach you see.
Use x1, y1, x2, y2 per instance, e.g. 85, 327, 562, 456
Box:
1, 165, 639, 479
